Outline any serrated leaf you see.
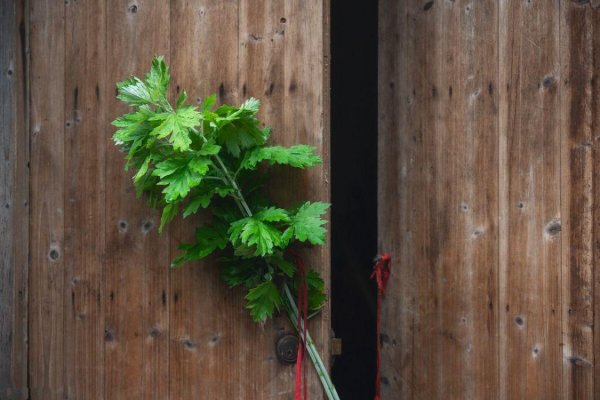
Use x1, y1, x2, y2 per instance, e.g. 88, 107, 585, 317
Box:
269, 254, 296, 278
229, 217, 283, 257
172, 222, 228, 267
149, 106, 201, 151
220, 258, 261, 288
133, 156, 152, 183
240, 97, 260, 113
188, 158, 210, 175
159, 202, 178, 233
183, 192, 212, 217
112, 106, 156, 158
254, 207, 290, 223
182, 184, 234, 218
241, 145, 322, 170
245, 280, 281, 322
287, 202, 330, 245
211, 100, 268, 157
152, 157, 210, 202
116, 76, 154, 106
199, 141, 221, 156
144, 56, 170, 102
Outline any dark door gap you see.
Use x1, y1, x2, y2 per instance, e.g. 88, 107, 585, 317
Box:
331, 0, 378, 398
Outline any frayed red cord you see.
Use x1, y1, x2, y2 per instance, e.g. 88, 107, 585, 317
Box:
371, 253, 392, 400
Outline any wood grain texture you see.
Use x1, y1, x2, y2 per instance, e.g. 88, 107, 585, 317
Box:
378, 0, 408, 397
168, 1, 241, 399
379, 1, 600, 399
280, 1, 331, 397
500, 1, 562, 399
379, 1, 499, 399
13, 0, 330, 398
28, 0, 66, 397
560, 2, 598, 399
63, 0, 106, 398
104, 1, 170, 399
0, 0, 29, 399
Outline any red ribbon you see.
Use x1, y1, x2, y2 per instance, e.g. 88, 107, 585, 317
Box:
295, 254, 308, 400
371, 253, 392, 400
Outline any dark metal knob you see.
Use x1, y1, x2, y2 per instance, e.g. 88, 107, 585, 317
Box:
276, 334, 298, 364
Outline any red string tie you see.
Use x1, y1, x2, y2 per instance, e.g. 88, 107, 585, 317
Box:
371, 253, 392, 400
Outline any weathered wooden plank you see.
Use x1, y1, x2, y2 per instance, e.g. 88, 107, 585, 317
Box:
238, 0, 294, 397
590, 8, 600, 400
560, 2, 597, 399
378, 0, 409, 398
0, 0, 29, 399
63, 0, 106, 398
28, 0, 66, 398
379, 1, 499, 398
498, 1, 562, 399
168, 1, 241, 398
280, 1, 331, 397
104, 2, 170, 399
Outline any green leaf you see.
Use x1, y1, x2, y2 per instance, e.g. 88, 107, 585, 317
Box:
240, 97, 260, 113
210, 99, 269, 157
116, 77, 154, 106
229, 217, 283, 257
221, 258, 262, 288
306, 270, 326, 311
254, 207, 290, 223
241, 145, 322, 170
159, 202, 178, 233
112, 106, 156, 158
245, 280, 281, 321
269, 254, 296, 278
133, 155, 152, 183
172, 222, 228, 267
202, 94, 217, 111
285, 202, 330, 245
149, 106, 201, 151
152, 157, 210, 202
183, 185, 234, 218
144, 56, 170, 102
183, 193, 212, 217
176, 89, 187, 108
199, 141, 221, 156
115, 56, 170, 106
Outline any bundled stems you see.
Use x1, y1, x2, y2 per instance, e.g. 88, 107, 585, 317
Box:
284, 284, 340, 400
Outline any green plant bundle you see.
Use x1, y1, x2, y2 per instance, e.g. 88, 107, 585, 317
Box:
112, 56, 329, 323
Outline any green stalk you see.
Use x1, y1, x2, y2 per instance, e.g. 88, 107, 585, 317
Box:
195, 127, 338, 399
284, 284, 341, 400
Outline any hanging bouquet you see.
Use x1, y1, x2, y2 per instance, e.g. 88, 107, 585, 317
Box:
112, 56, 339, 399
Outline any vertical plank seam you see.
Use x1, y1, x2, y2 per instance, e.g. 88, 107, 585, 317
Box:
101, 0, 107, 396
24, 0, 31, 396
558, 1, 564, 398
102, 0, 108, 396
168, 1, 172, 399
62, 0, 68, 395
407, 2, 415, 397
408, 1, 424, 400
496, 1, 501, 397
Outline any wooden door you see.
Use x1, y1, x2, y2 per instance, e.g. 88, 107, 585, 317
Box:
0, 1, 330, 398
379, 1, 600, 399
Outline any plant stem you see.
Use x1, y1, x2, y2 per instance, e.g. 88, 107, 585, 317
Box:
284, 284, 341, 400
195, 126, 339, 399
